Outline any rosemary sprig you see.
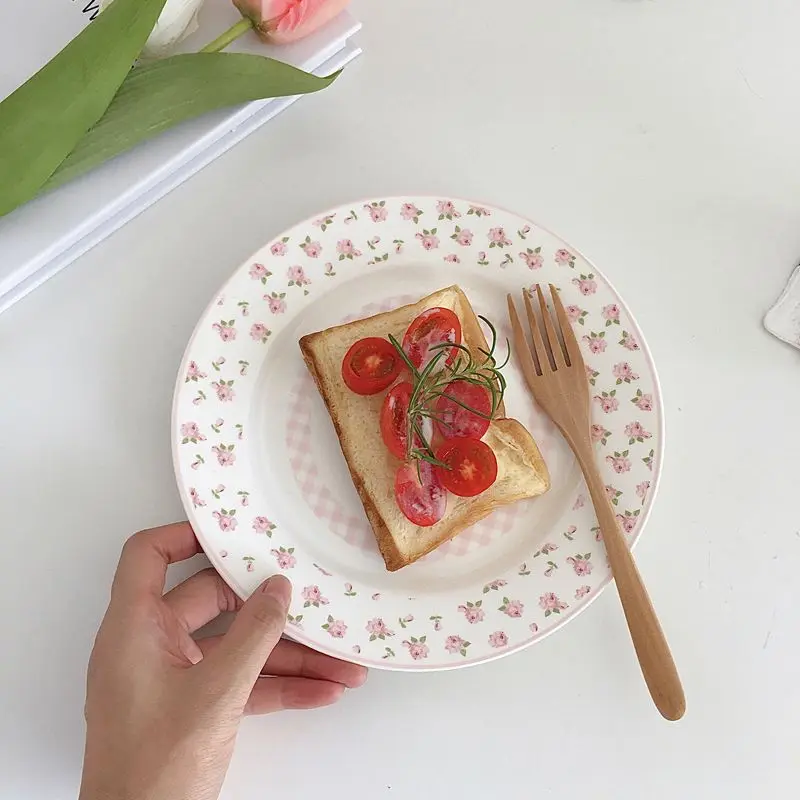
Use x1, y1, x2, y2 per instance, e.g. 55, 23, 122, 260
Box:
387, 316, 510, 466
387, 333, 420, 378
406, 345, 448, 464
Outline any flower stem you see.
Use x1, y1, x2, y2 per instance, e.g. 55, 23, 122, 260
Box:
200, 17, 254, 54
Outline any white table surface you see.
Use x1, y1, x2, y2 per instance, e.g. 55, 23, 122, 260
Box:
2, 1, 800, 797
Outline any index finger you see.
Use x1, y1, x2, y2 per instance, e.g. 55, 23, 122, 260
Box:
112, 522, 202, 600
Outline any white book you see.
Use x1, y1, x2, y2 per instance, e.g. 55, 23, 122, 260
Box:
0, 3, 362, 314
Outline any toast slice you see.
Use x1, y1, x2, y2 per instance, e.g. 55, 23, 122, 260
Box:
299, 286, 550, 571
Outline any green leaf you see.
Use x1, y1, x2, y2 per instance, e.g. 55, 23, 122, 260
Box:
44, 53, 340, 192
0, 0, 168, 216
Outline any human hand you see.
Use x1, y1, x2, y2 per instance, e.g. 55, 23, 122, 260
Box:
79, 523, 367, 800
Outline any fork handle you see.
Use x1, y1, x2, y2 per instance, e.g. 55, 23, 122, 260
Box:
575, 445, 686, 721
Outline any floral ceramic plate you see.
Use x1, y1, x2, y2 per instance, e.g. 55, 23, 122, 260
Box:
172, 197, 663, 671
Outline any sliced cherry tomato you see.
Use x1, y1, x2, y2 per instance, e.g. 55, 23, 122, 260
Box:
435, 380, 492, 440
381, 382, 413, 459
394, 460, 447, 527
380, 383, 434, 459
402, 307, 462, 370
435, 439, 498, 497
341, 337, 401, 395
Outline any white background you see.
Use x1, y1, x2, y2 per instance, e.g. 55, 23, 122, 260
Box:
2, 0, 799, 797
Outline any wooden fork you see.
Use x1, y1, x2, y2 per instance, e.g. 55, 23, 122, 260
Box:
508, 285, 685, 721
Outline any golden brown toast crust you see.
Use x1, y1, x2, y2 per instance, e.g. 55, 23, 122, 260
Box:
299, 339, 406, 570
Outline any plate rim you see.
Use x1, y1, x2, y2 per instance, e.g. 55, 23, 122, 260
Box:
171, 194, 666, 671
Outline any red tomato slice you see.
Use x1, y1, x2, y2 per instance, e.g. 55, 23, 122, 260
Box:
402, 307, 462, 370
394, 460, 447, 527
435, 439, 498, 497
380, 382, 412, 459
434, 380, 492, 440
380, 383, 434, 459
341, 337, 401, 395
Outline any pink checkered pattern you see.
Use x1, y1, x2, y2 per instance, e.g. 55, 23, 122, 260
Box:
286, 379, 375, 550
285, 296, 558, 559
425, 503, 522, 560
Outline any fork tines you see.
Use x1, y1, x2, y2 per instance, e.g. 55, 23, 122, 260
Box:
507, 285, 581, 376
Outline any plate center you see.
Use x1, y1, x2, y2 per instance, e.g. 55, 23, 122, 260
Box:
252, 269, 580, 595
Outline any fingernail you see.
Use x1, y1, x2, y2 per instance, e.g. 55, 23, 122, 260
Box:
262, 574, 291, 606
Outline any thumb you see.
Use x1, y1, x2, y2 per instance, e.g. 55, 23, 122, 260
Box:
206, 575, 292, 689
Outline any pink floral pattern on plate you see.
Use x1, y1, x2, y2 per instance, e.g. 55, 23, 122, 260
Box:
172, 197, 663, 671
